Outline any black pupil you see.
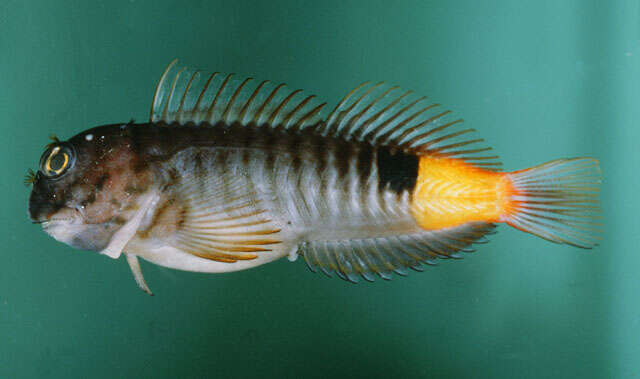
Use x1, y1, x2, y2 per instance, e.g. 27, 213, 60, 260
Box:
50, 152, 65, 171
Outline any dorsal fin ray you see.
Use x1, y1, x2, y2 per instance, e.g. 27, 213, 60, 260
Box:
150, 61, 325, 131
321, 82, 501, 168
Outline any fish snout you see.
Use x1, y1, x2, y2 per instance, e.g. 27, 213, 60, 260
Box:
28, 186, 57, 223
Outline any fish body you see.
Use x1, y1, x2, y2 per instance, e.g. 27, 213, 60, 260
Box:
27, 62, 601, 293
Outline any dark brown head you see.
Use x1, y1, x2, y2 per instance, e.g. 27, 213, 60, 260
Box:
28, 123, 154, 251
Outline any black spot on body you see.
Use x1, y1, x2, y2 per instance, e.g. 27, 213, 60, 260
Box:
262, 127, 278, 173
80, 191, 96, 208
95, 174, 109, 190
133, 160, 149, 173
313, 138, 327, 174
193, 151, 204, 175
177, 208, 187, 229
113, 216, 126, 225
213, 149, 227, 175
333, 141, 352, 179
124, 184, 146, 195
138, 197, 175, 239
128, 126, 146, 172
356, 145, 373, 184
376, 147, 418, 194
241, 146, 251, 167
289, 132, 304, 174
166, 168, 180, 185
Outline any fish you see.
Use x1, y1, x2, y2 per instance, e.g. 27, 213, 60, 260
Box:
26, 60, 601, 295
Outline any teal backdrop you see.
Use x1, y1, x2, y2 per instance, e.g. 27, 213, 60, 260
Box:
1, 1, 638, 378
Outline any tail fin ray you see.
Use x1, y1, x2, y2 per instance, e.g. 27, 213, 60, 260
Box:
504, 158, 601, 249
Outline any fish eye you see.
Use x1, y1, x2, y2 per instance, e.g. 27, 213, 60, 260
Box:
39, 145, 73, 178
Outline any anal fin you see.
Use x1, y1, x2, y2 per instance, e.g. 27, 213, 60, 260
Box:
300, 222, 495, 283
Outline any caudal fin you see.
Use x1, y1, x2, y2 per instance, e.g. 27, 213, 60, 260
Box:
503, 158, 602, 248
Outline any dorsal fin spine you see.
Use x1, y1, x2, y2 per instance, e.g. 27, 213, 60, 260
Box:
193, 72, 218, 114
352, 90, 403, 140
292, 102, 326, 131
151, 59, 178, 121
238, 80, 269, 123
253, 83, 285, 124
150, 62, 500, 168
417, 124, 471, 150
336, 82, 384, 138
267, 89, 302, 126
440, 147, 493, 157
163, 67, 186, 121
420, 138, 484, 151
337, 82, 385, 139
222, 77, 252, 123
177, 71, 200, 122
349, 86, 399, 139
377, 99, 433, 145
318, 80, 498, 167
324, 82, 369, 133
398, 110, 451, 147
457, 155, 500, 161
365, 95, 422, 144
354, 90, 411, 140
368, 96, 425, 144
207, 73, 234, 122
379, 98, 435, 144
282, 95, 315, 128
327, 83, 374, 137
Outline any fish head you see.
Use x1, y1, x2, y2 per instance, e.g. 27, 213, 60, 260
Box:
27, 124, 155, 252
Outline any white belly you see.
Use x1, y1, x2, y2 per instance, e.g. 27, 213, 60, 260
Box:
124, 237, 294, 273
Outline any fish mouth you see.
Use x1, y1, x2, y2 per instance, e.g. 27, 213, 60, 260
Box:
34, 208, 84, 228
40, 218, 75, 228
33, 217, 72, 225
37, 211, 90, 248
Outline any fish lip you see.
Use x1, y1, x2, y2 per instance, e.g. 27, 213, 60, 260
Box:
37, 208, 84, 228
41, 218, 76, 229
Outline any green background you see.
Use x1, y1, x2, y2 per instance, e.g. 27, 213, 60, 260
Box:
1, 1, 638, 377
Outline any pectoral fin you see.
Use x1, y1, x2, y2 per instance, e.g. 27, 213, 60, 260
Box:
100, 191, 158, 259
165, 157, 283, 263
126, 253, 153, 296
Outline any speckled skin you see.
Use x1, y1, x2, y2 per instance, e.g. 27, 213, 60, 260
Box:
29, 123, 155, 251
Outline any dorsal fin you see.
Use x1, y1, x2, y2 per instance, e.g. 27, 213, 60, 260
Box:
151, 61, 500, 169
150, 60, 326, 131
319, 82, 501, 169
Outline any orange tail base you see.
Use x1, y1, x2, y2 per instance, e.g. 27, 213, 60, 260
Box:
410, 156, 601, 248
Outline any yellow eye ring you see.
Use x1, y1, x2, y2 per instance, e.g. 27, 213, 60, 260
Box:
43, 146, 70, 176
